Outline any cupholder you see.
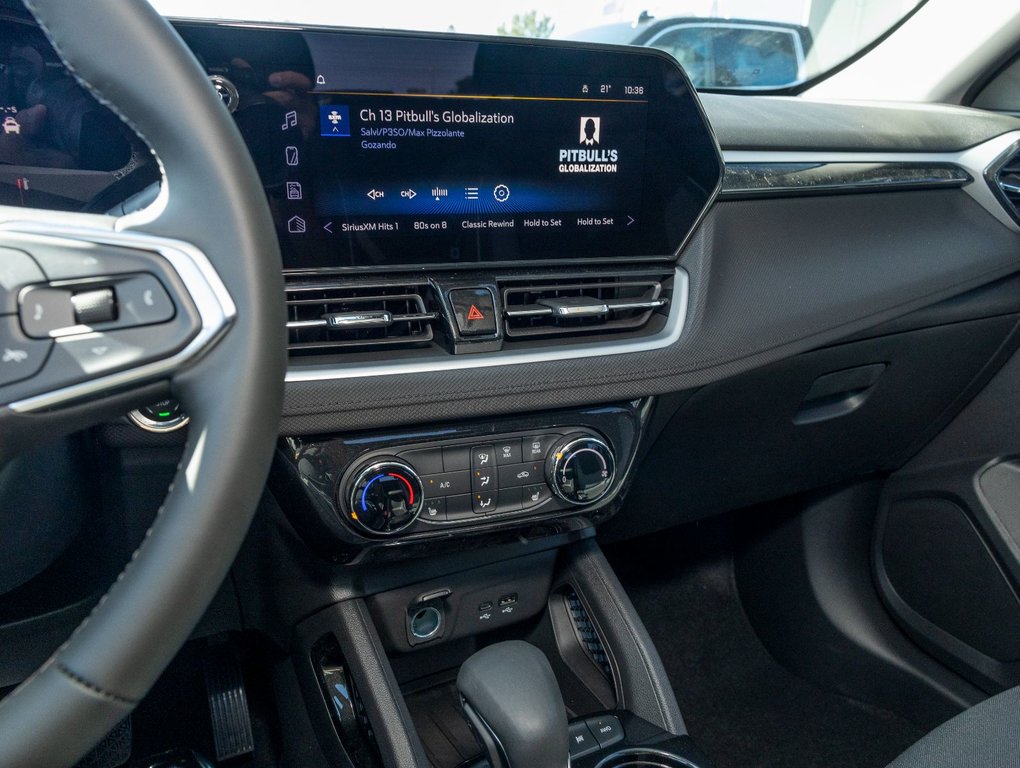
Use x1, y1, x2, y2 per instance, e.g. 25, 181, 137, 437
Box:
594, 748, 697, 768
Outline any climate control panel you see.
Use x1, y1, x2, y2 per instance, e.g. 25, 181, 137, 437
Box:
275, 402, 646, 557
338, 430, 618, 537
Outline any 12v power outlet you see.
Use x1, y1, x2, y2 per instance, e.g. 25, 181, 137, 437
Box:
410, 606, 443, 640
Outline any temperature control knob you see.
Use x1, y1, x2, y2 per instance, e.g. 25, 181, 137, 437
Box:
345, 460, 423, 536
547, 434, 616, 506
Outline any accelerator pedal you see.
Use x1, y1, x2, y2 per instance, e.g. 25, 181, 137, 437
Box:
204, 642, 255, 761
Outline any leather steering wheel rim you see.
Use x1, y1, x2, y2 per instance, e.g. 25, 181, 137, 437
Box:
0, 2, 285, 766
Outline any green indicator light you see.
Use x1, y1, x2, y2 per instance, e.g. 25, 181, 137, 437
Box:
157, 411, 172, 418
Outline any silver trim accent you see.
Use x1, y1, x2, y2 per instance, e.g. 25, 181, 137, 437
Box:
409, 606, 443, 640
721, 161, 971, 196
5, 223, 235, 413
208, 74, 239, 113
593, 747, 693, 768
285, 268, 689, 382
538, 297, 610, 317
327, 310, 393, 328
510, 297, 670, 318
549, 435, 617, 507
723, 130, 1020, 233
127, 407, 190, 433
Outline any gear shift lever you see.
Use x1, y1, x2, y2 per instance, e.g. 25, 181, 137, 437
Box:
457, 641, 569, 768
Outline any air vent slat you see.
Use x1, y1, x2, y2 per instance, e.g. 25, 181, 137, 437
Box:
500, 273, 671, 340
285, 281, 437, 355
992, 148, 1020, 223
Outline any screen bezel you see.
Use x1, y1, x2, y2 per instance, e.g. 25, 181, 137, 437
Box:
172, 22, 724, 274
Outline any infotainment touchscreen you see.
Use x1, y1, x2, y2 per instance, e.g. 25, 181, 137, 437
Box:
174, 25, 722, 271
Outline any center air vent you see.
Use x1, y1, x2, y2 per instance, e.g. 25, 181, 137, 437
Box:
286, 281, 438, 355
500, 272, 671, 340
991, 147, 1020, 222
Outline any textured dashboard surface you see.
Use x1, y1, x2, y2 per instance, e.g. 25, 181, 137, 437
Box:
701, 94, 1020, 151
281, 189, 1020, 434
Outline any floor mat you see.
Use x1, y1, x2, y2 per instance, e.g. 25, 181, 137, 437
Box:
606, 526, 925, 768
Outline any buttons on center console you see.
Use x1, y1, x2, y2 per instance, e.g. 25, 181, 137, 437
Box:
344, 429, 616, 534
471, 444, 496, 469
568, 721, 600, 760
423, 471, 471, 498
494, 438, 522, 464
497, 461, 542, 488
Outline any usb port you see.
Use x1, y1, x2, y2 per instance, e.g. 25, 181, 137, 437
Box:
498, 593, 518, 607
478, 601, 493, 612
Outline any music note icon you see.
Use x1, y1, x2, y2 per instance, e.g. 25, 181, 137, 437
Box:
281, 110, 297, 130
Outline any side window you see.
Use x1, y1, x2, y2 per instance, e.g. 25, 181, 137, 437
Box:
0, 13, 156, 213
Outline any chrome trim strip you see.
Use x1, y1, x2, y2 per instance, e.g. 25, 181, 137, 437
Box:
721, 161, 971, 197
127, 408, 190, 433
723, 130, 1020, 233
4, 223, 235, 413
285, 268, 689, 382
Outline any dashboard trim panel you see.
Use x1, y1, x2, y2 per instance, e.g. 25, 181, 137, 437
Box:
720, 161, 972, 197
723, 130, 1020, 232
285, 267, 688, 382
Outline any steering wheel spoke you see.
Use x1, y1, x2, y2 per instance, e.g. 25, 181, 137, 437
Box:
0, 220, 235, 455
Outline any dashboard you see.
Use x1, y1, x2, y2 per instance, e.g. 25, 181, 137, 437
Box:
2, 11, 1020, 558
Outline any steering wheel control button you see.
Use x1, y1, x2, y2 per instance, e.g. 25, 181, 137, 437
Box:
26, 242, 159, 281
47, 331, 142, 378
423, 471, 471, 498
71, 288, 117, 326
585, 715, 624, 749
0, 316, 50, 387
568, 721, 600, 760
449, 288, 497, 336
346, 460, 424, 536
115, 274, 174, 326
548, 434, 617, 506
494, 438, 522, 465
0, 247, 45, 313
19, 286, 76, 337
128, 399, 189, 432
422, 498, 447, 522
523, 434, 559, 462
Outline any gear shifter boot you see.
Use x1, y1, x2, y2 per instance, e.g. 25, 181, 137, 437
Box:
457, 641, 569, 768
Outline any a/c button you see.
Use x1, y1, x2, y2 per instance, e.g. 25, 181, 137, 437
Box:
449, 288, 497, 336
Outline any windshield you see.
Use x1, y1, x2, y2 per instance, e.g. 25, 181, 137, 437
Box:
147, 0, 925, 91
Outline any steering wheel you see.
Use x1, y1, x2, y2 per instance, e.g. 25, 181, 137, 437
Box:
0, 1, 285, 765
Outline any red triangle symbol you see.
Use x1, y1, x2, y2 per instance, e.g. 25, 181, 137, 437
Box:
467, 304, 485, 321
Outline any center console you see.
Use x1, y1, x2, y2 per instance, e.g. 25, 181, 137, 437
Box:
161, 22, 722, 768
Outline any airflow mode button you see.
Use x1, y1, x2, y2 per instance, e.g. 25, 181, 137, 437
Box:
449, 288, 497, 337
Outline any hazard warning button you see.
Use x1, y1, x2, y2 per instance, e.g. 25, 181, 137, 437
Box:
449, 288, 497, 337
